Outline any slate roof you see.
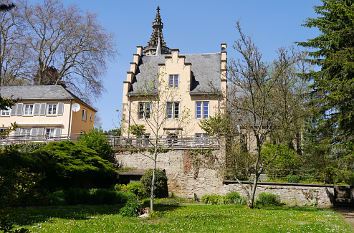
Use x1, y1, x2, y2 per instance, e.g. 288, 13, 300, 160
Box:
0, 85, 96, 111
129, 53, 222, 95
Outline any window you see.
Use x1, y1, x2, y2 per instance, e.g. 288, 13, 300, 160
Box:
45, 128, 55, 138
167, 133, 178, 146
82, 109, 87, 121
90, 113, 93, 121
24, 104, 34, 116
196, 101, 209, 119
167, 102, 179, 119
47, 103, 57, 115
195, 133, 209, 145
0, 107, 10, 116
20, 128, 31, 137
169, 75, 179, 88
138, 102, 151, 119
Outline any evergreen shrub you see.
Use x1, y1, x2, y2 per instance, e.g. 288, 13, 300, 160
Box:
141, 169, 168, 198
255, 192, 281, 206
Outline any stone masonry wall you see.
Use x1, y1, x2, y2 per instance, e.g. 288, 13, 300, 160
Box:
222, 182, 334, 207
116, 149, 334, 207
116, 149, 225, 199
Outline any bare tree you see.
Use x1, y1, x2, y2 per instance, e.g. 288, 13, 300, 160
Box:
227, 22, 309, 208
0, 1, 31, 86
20, 0, 116, 100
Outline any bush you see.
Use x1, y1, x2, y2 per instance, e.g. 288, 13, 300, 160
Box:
61, 188, 136, 205
90, 189, 121, 204
0, 149, 48, 207
1, 142, 46, 153
32, 141, 117, 190
286, 174, 300, 183
225, 192, 247, 205
64, 188, 91, 205
255, 192, 281, 206
50, 190, 66, 205
141, 169, 168, 198
201, 195, 222, 205
78, 128, 115, 163
120, 198, 141, 217
117, 182, 147, 199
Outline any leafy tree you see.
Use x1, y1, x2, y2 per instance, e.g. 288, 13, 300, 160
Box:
78, 128, 115, 163
128, 124, 146, 137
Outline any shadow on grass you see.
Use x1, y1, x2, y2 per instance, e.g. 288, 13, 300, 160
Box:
9, 204, 125, 226
9, 203, 183, 227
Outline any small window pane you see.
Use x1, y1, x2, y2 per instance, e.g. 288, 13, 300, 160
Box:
167, 102, 172, 118
196, 102, 202, 119
145, 103, 151, 118
174, 102, 179, 118
174, 75, 179, 88
169, 75, 174, 88
203, 102, 209, 118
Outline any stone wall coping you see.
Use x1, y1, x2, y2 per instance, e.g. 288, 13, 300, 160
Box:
223, 180, 335, 188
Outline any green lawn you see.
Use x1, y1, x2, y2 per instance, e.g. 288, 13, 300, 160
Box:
10, 204, 353, 233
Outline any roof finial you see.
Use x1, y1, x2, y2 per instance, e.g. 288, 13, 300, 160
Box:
144, 6, 170, 55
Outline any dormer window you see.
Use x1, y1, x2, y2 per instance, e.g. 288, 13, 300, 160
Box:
169, 75, 178, 88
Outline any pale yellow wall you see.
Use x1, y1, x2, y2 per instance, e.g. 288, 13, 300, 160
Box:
0, 99, 95, 137
0, 100, 71, 136
70, 100, 95, 136
121, 47, 227, 137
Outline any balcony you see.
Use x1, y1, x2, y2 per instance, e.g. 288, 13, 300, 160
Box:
0, 135, 220, 149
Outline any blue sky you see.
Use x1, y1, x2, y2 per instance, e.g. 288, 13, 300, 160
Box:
58, 0, 321, 130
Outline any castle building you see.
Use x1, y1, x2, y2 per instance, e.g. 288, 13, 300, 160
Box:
121, 7, 227, 139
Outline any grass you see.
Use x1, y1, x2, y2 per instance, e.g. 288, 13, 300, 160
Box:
9, 204, 353, 233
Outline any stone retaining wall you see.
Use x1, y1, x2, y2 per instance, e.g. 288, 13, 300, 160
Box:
222, 181, 334, 207
116, 149, 335, 207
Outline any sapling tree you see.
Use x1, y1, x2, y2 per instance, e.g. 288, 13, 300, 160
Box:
127, 72, 190, 211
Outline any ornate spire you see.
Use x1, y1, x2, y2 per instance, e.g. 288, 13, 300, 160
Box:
144, 6, 170, 55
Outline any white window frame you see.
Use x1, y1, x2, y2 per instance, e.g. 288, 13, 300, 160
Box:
167, 102, 179, 119
45, 128, 55, 138
196, 101, 209, 119
138, 102, 151, 119
47, 103, 58, 115
0, 107, 11, 116
169, 75, 179, 88
82, 109, 87, 121
24, 104, 34, 116
20, 128, 31, 137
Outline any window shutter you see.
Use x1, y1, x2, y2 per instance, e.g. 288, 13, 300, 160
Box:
31, 128, 37, 136
33, 103, 40, 116
10, 104, 17, 116
16, 103, 23, 116
37, 128, 44, 137
55, 127, 62, 137
40, 103, 46, 115
14, 128, 20, 136
57, 102, 64, 115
